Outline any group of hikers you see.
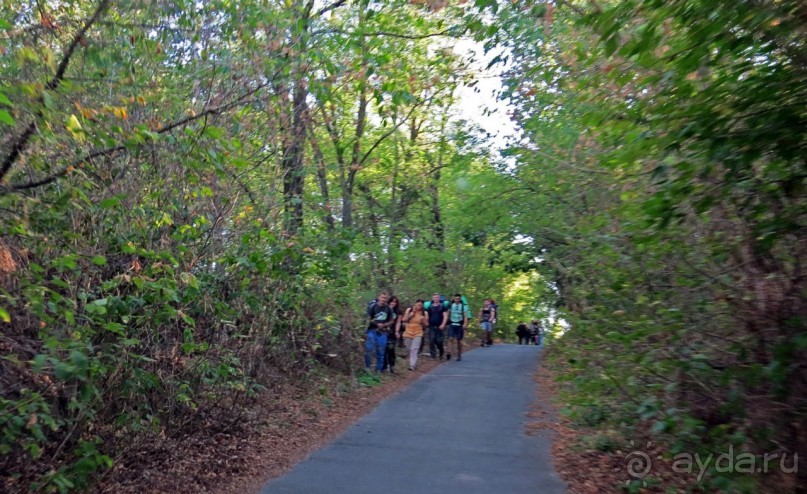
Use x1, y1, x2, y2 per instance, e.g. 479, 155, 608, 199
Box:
364, 292, 500, 373
516, 320, 543, 346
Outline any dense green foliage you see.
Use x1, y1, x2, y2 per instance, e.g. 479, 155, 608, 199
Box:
1, 0, 804, 492
491, 0, 806, 492
0, 1, 529, 491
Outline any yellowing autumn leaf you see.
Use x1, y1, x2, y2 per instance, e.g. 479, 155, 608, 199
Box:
112, 107, 128, 119
65, 114, 85, 142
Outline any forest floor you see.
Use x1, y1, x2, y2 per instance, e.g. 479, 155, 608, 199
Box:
87, 338, 794, 494
533, 357, 699, 493
97, 343, 462, 494
100, 341, 644, 494
529, 361, 627, 494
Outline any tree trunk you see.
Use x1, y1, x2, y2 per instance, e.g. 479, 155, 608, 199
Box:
387, 115, 421, 283
428, 114, 448, 277
282, 78, 308, 237
308, 121, 335, 232
279, 0, 314, 238
342, 35, 369, 231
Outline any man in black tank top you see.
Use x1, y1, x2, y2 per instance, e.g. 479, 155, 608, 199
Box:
478, 298, 496, 347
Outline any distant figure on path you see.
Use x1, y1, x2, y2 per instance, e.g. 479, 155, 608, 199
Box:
402, 299, 428, 371
446, 293, 468, 361
426, 293, 448, 359
530, 320, 542, 345
479, 299, 496, 347
365, 292, 394, 372
516, 321, 530, 345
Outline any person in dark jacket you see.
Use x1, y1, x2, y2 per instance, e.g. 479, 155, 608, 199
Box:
516, 321, 530, 345
365, 292, 394, 372
382, 296, 403, 373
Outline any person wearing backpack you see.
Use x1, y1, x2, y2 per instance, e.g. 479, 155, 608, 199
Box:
382, 296, 403, 373
365, 291, 394, 372
478, 298, 496, 347
516, 321, 530, 345
461, 295, 472, 321
530, 320, 542, 345
446, 293, 468, 361
402, 299, 428, 371
421, 294, 444, 356
426, 292, 448, 359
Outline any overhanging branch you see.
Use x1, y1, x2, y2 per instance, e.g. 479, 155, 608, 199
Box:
0, 0, 111, 182
310, 27, 458, 40
1, 82, 270, 195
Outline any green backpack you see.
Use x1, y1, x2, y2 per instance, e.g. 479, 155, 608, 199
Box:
425, 296, 471, 319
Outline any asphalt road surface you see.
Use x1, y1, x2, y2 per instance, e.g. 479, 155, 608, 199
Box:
258, 344, 566, 494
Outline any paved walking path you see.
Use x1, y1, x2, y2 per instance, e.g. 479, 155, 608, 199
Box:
258, 344, 566, 494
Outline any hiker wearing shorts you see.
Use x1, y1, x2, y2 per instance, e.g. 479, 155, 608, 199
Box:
446, 293, 467, 361
426, 293, 448, 359
479, 298, 496, 347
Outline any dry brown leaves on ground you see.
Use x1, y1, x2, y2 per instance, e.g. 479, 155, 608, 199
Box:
530, 360, 627, 494
96, 344, 464, 494
532, 360, 708, 494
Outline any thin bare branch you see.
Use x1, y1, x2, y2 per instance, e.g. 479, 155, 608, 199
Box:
310, 27, 458, 40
